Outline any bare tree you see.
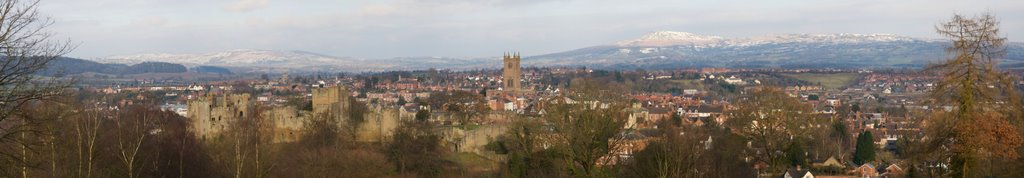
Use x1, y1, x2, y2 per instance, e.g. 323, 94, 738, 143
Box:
302, 109, 342, 148
496, 117, 546, 177
545, 78, 627, 178
5, 97, 70, 177
626, 125, 705, 178
115, 106, 153, 178
726, 87, 819, 175
923, 13, 1023, 178
0, 0, 74, 172
208, 104, 276, 178
439, 90, 487, 152
386, 120, 446, 177
74, 104, 103, 178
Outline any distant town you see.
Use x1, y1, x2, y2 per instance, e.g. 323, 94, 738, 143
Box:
58, 49, 1006, 177
3, 0, 1023, 177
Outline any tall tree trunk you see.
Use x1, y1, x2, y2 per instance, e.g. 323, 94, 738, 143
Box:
21, 130, 28, 178
179, 136, 185, 178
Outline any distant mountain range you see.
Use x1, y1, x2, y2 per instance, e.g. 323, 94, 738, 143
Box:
40, 57, 188, 76
91, 49, 494, 73
527, 31, 1024, 69
96, 49, 364, 72
81, 31, 1024, 72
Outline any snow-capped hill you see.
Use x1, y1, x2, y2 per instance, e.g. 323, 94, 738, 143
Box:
617, 31, 927, 47
618, 31, 724, 46
732, 33, 922, 46
83, 31, 1022, 72
93, 49, 497, 72
99, 49, 357, 67
97, 53, 189, 65
200, 49, 347, 65
530, 31, 1024, 69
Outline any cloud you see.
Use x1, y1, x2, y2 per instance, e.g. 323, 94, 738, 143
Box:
224, 0, 268, 12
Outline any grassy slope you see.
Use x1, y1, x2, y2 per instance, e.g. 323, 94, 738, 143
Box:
448, 152, 499, 173
782, 73, 862, 90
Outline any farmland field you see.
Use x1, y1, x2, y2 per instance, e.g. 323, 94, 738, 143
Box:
782, 73, 862, 90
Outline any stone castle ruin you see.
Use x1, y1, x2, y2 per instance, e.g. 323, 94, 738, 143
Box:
186, 86, 404, 143
312, 86, 349, 115
187, 93, 251, 140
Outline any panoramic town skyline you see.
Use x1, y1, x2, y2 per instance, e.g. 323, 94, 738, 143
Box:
40, 0, 1024, 59
5, 0, 1024, 177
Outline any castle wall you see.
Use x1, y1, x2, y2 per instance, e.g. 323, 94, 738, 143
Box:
353, 106, 402, 142
186, 93, 250, 140
264, 106, 304, 143
444, 124, 508, 154
185, 88, 412, 144
312, 86, 349, 115
187, 99, 213, 138
311, 86, 405, 143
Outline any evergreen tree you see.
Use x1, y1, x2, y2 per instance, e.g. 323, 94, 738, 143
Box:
830, 121, 850, 149
854, 131, 876, 165
415, 109, 430, 122
787, 138, 808, 167
669, 111, 683, 126
397, 97, 407, 106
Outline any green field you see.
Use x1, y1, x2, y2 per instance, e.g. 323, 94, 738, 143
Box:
782, 73, 862, 90
669, 79, 706, 89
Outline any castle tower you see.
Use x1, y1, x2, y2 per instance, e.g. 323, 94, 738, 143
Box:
186, 93, 251, 140
312, 85, 350, 115
502, 52, 522, 91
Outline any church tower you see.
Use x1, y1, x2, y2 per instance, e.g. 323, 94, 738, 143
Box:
502, 52, 522, 91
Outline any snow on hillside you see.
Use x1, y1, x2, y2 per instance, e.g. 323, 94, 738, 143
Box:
619, 31, 926, 47
91, 49, 496, 72
98, 49, 356, 67
617, 31, 725, 46
84, 31, 1012, 71
526, 31, 1018, 69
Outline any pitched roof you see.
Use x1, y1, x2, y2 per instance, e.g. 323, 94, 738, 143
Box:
785, 168, 812, 178
647, 107, 673, 114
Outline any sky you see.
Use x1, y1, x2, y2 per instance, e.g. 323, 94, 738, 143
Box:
37, 0, 1024, 59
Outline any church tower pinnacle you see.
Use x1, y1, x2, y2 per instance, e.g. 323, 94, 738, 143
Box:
502, 51, 522, 91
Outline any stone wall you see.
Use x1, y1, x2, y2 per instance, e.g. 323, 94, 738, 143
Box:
186, 93, 251, 140
444, 124, 508, 154
264, 106, 304, 143
311, 86, 349, 115
352, 105, 402, 142
185, 88, 414, 144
